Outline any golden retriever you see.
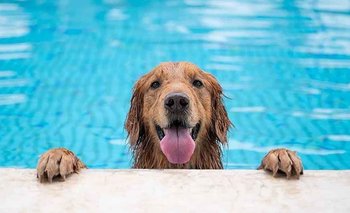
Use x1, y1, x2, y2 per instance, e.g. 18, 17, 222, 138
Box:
37, 62, 303, 182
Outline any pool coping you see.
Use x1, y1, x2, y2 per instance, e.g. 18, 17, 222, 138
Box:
1, 169, 349, 212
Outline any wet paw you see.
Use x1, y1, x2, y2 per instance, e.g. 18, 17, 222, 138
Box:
258, 148, 303, 179
37, 148, 86, 183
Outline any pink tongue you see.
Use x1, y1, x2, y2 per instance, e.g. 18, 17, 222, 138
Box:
160, 128, 195, 164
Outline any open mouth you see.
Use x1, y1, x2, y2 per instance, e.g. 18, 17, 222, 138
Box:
156, 121, 200, 141
156, 121, 200, 164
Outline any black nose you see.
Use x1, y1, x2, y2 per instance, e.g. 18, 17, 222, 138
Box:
164, 93, 189, 113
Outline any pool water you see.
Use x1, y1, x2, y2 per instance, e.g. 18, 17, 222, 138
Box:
0, 0, 350, 169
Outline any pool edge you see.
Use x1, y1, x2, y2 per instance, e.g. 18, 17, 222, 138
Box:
1, 169, 349, 212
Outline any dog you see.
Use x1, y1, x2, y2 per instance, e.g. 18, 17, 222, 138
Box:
37, 62, 303, 183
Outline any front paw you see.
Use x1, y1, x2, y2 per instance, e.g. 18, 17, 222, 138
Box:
258, 148, 303, 179
37, 148, 86, 183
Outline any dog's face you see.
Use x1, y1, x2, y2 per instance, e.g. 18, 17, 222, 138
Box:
126, 62, 230, 165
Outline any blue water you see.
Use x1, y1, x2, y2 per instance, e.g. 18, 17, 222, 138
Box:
0, 0, 350, 169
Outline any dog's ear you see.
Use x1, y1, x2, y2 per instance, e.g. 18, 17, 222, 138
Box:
206, 73, 232, 144
125, 76, 146, 146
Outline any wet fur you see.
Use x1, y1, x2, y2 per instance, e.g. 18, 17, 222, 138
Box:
125, 62, 231, 169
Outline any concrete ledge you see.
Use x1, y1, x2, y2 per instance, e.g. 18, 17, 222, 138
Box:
1, 169, 349, 212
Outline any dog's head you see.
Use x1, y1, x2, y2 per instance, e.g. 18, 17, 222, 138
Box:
125, 62, 231, 165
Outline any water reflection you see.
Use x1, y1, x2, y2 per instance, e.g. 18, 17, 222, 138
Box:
0, 3, 30, 38
0, 3, 29, 100
0, 94, 26, 105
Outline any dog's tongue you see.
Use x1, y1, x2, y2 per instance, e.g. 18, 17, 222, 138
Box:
160, 128, 195, 164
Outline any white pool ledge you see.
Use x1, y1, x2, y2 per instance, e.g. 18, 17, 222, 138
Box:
1, 169, 349, 212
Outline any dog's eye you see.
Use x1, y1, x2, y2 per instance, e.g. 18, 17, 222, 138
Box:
193, 80, 203, 88
150, 81, 161, 89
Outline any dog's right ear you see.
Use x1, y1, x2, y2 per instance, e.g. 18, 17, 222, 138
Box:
125, 76, 146, 146
205, 72, 232, 144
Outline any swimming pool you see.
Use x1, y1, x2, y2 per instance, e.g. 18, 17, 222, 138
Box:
0, 0, 349, 169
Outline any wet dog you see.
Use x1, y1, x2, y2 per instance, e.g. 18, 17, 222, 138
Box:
37, 62, 303, 182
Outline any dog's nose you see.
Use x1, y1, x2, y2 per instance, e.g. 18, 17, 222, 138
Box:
164, 93, 189, 113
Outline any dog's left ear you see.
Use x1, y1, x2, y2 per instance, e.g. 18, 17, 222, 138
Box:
125, 76, 146, 146
206, 73, 232, 144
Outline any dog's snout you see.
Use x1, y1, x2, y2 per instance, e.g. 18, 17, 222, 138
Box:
164, 93, 189, 113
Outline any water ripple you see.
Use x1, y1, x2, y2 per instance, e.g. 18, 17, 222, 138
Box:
229, 140, 346, 155
326, 135, 350, 142
0, 3, 29, 38
292, 108, 350, 120
0, 79, 29, 87
0, 94, 26, 105
0, 71, 16, 78
231, 106, 266, 113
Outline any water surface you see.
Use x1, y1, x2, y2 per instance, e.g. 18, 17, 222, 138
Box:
0, 0, 350, 169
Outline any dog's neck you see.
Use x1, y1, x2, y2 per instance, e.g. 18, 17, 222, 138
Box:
131, 132, 224, 169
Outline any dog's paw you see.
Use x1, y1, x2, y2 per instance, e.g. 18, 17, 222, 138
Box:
37, 148, 86, 183
258, 148, 303, 179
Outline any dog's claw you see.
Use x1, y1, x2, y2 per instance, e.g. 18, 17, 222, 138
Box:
258, 148, 303, 179
37, 148, 86, 183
